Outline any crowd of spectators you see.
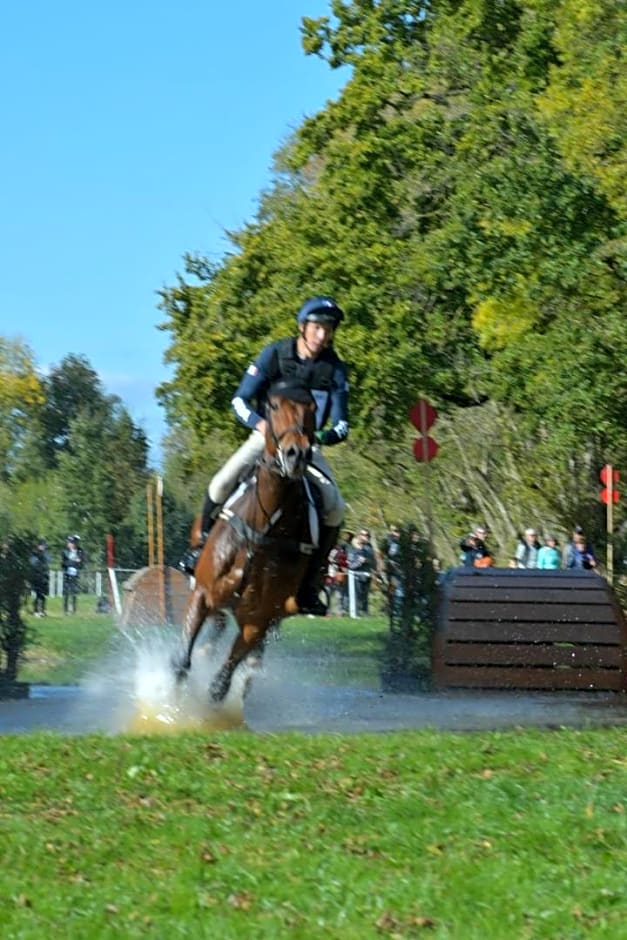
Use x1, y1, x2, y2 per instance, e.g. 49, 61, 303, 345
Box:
458, 524, 597, 571
324, 522, 436, 617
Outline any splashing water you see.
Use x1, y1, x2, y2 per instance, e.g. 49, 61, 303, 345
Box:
80, 622, 249, 734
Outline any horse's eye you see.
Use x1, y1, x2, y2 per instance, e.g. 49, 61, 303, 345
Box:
268, 400, 278, 412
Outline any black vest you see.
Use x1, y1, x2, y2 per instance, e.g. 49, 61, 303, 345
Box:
269, 338, 336, 391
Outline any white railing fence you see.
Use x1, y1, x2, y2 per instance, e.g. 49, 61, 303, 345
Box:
46, 568, 139, 598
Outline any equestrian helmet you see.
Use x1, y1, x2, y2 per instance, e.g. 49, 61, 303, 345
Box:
297, 296, 344, 328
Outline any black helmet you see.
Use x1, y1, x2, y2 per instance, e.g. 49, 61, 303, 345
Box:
297, 296, 344, 328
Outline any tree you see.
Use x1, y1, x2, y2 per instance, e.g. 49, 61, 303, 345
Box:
0, 337, 44, 481
36, 354, 111, 469
56, 404, 150, 566
158, 0, 626, 557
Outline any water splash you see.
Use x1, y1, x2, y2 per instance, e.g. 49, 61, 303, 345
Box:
80, 622, 249, 734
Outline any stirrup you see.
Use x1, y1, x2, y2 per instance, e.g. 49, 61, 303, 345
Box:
178, 545, 203, 576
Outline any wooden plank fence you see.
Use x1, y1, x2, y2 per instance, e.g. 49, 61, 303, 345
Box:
432, 568, 627, 691
119, 566, 191, 628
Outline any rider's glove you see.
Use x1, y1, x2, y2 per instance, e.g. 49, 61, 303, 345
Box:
314, 430, 327, 446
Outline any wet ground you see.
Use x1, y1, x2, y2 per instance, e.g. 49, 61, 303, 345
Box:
3, 625, 627, 735
2, 677, 627, 736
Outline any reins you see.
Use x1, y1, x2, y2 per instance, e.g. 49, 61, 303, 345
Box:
218, 394, 317, 564
219, 468, 316, 558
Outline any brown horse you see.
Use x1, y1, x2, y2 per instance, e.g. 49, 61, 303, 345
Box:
173, 385, 317, 703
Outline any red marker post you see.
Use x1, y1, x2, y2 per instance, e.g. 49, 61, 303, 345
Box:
408, 399, 439, 541
408, 399, 438, 461
600, 465, 620, 582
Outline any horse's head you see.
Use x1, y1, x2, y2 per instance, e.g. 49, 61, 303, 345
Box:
265, 381, 315, 479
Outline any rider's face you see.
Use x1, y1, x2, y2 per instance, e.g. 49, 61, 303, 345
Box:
298, 321, 335, 358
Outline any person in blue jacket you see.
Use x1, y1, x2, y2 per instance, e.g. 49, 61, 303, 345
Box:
180, 296, 349, 615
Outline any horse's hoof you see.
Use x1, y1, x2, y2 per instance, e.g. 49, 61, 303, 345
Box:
171, 655, 190, 683
209, 679, 228, 704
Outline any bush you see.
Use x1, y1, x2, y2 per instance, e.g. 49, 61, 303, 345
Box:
0, 533, 34, 682
381, 525, 438, 691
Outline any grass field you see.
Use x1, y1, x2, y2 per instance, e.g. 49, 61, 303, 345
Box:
4, 596, 627, 937
19, 596, 389, 689
1, 728, 626, 938
19, 596, 117, 685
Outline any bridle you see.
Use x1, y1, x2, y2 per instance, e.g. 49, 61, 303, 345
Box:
263, 399, 312, 478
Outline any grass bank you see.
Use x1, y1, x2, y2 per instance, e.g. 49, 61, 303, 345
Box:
19, 596, 116, 685
1, 727, 625, 938
19, 599, 388, 689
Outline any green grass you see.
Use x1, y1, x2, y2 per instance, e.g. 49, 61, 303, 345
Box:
19, 599, 388, 689
19, 596, 116, 685
277, 614, 388, 688
5, 595, 627, 936
0, 728, 625, 938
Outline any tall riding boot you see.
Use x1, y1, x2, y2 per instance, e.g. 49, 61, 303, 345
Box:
297, 524, 340, 616
200, 493, 220, 540
179, 494, 221, 575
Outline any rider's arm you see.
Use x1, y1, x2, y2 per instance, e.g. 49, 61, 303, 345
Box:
316, 361, 349, 446
231, 345, 275, 431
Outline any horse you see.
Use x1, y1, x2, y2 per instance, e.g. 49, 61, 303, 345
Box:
173, 384, 318, 704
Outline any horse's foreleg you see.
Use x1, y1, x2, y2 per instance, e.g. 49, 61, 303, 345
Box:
172, 589, 208, 682
209, 623, 264, 703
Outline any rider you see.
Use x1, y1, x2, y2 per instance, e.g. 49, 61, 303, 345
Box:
180, 296, 350, 615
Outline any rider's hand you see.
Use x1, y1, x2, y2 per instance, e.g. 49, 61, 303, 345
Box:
256, 419, 268, 436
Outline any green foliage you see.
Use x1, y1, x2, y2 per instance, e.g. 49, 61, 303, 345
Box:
538, 0, 627, 219
35, 354, 108, 469
0, 337, 44, 481
0, 344, 155, 569
382, 525, 438, 690
55, 406, 149, 566
0, 532, 34, 681
157, 0, 626, 556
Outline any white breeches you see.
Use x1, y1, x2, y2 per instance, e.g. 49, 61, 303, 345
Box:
208, 431, 345, 527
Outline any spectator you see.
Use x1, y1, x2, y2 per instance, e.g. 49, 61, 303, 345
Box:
29, 538, 50, 617
515, 528, 542, 568
565, 531, 597, 570
326, 540, 349, 615
339, 528, 354, 552
459, 533, 479, 566
348, 528, 377, 615
537, 534, 562, 569
61, 535, 85, 614
460, 525, 493, 567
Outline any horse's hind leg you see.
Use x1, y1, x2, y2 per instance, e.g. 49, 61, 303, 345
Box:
209, 622, 264, 703
172, 589, 208, 682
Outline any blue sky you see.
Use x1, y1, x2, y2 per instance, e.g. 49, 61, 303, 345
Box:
0, 1, 347, 464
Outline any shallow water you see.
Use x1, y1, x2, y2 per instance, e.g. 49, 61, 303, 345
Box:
2, 624, 627, 735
